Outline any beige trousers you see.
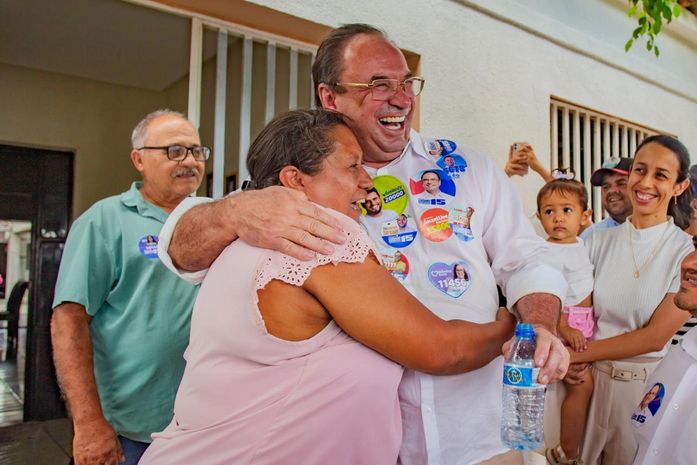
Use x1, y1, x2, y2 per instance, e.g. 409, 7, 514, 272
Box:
581, 359, 660, 465
476, 449, 523, 465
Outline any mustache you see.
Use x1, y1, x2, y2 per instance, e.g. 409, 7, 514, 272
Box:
172, 167, 199, 178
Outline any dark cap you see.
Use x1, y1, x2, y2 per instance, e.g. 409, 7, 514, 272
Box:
590, 157, 633, 186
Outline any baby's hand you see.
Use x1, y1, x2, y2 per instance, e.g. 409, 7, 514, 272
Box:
561, 327, 587, 352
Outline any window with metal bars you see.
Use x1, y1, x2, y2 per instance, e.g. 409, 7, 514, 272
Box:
549, 98, 663, 222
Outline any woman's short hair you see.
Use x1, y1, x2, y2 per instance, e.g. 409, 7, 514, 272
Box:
635, 135, 692, 229
536, 179, 589, 212
246, 109, 352, 189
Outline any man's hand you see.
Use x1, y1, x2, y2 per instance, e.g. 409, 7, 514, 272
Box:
230, 187, 347, 261
72, 417, 123, 465
504, 325, 569, 385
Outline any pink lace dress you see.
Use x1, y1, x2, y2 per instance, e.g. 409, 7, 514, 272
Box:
139, 207, 404, 465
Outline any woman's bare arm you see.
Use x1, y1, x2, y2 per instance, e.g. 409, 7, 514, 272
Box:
303, 254, 516, 375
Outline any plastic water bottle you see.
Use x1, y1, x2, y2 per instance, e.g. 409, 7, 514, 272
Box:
500, 323, 546, 450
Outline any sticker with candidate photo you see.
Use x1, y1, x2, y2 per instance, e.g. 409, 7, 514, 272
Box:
360, 175, 409, 217
409, 169, 456, 208
450, 207, 475, 242
436, 154, 468, 179
427, 260, 472, 298
631, 382, 665, 428
425, 139, 457, 157
418, 208, 452, 242
139, 235, 159, 258
381, 250, 410, 282
380, 213, 418, 248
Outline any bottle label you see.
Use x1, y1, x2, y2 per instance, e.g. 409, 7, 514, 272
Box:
503, 363, 542, 388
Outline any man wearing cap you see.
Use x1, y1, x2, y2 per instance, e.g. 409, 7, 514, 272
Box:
580, 157, 633, 239
630, 242, 697, 465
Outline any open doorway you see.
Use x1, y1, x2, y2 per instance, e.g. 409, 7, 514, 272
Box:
0, 221, 31, 426
0, 144, 72, 423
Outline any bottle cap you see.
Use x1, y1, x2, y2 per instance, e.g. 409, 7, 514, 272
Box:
514, 323, 535, 338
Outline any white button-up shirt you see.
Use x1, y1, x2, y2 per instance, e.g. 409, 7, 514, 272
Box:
360, 130, 566, 465
632, 326, 697, 465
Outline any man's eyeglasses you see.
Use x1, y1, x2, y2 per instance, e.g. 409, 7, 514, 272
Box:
334, 77, 425, 101
137, 144, 210, 161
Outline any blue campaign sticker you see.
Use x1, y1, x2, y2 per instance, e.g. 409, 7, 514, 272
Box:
426, 139, 457, 157
139, 235, 159, 258
436, 154, 468, 179
450, 207, 475, 242
409, 169, 456, 208
380, 213, 418, 248
631, 382, 665, 428
503, 363, 541, 388
427, 261, 472, 298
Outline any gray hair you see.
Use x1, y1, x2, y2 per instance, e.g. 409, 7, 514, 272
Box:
131, 109, 188, 149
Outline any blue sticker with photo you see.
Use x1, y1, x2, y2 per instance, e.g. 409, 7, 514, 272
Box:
139, 235, 159, 258
380, 213, 418, 248
436, 154, 468, 178
427, 260, 472, 298
450, 207, 475, 242
426, 139, 457, 157
409, 169, 457, 208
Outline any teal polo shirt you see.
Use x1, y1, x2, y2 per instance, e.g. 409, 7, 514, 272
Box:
53, 182, 199, 442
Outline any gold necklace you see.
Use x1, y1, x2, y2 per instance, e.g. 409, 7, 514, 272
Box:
627, 221, 671, 279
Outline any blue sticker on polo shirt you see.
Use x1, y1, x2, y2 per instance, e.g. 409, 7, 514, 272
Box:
427, 260, 472, 298
426, 139, 457, 157
409, 169, 456, 207
436, 154, 468, 179
380, 213, 417, 248
139, 235, 159, 258
631, 382, 666, 428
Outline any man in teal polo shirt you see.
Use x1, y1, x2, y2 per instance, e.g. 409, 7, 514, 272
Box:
51, 109, 206, 465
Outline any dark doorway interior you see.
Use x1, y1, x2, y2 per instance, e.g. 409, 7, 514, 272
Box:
0, 144, 72, 421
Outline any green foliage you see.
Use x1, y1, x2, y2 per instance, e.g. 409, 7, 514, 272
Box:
625, 0, 682, 57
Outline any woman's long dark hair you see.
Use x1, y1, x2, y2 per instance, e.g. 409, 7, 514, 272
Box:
634, 135, 692, 229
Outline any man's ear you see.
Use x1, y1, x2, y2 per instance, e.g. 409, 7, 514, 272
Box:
317, 83, 338, 110
130, 149, 145, 173
278, 166, 307, 190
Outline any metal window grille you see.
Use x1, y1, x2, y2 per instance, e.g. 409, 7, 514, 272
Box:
549, 98, 662, 222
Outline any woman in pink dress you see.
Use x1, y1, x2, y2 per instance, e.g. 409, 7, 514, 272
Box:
139, 110, 522, 465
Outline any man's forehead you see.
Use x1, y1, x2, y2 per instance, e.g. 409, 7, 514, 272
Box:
340, 35, 410, 79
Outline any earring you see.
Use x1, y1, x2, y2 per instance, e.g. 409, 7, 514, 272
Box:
674, 196, 678, 206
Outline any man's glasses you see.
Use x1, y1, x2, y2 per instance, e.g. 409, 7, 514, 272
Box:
137, 144, 210, 161
334, 77, 425, 101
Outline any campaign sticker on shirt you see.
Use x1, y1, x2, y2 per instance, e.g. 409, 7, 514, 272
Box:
419, 208, 452, 242
360, 175, 409, 217
139, 235, 159, 258
380, 213, 418, 248
631, 382, 665, 427
409, 169, 456, 208
425, 139, 457, 157
450, 207, 475, 242
427, 261, 472, 298
436, 154, 468, 179
382, 250, 410, 282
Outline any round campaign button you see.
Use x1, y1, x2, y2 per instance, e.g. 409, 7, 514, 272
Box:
436, 154, 468, 179
425, 139, 457, 157
381, 250, 410, 282
139, 235, 159, 258
427, 260, 472, 298
450, 207, 475, 242
418, 208, 452, 242
380, 213, 418, 248
409, 169, 456, 208
360, 175, 409, 216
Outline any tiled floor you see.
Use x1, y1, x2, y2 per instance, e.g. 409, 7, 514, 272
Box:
0, 361, 72, 465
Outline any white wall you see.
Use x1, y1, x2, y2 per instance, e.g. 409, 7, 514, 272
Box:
248, 0, 697, 215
